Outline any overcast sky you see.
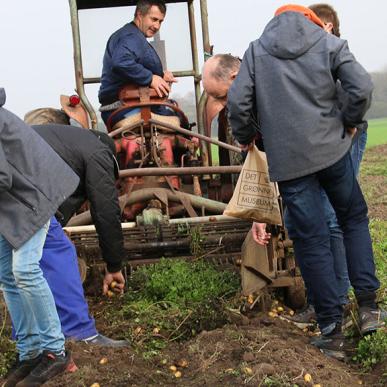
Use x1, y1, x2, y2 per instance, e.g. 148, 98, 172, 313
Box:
1, 0, 387, 117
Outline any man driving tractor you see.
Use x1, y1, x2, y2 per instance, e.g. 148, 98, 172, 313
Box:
98, 0, 178, 127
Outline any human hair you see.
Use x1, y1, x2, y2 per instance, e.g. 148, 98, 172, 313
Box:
309, 3, 341, 37
24, 108, 70, 125
134, 0, 166, 18
210, 54, 241, 81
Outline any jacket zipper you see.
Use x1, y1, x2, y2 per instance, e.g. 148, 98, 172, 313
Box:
10, 191, 38, 215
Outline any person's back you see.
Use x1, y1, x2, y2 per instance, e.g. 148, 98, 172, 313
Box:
0, 88, 79, 385
228, 11, 372, 182
31, 123, 123, 274
0, 94, 79, 248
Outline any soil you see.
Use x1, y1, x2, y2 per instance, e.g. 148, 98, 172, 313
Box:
1, 145, 386, 387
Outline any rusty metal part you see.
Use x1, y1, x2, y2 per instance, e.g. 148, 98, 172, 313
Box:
68, 218, 251, 263
67, 188, 228, 226
69, 0, 97, 128
150, 119, 241, 153
64, 214, 242, 234
108, 120, 145, 138
119, 165, 242, 177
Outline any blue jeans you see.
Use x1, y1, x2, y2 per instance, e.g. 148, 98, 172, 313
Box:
0, 222, 65, 361
285, 132, 368, 307
279, 151, 379, 332
41, 217, 97, 340
351, 130, 367, 177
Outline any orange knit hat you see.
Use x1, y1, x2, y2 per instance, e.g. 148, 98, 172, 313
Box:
275, 4, 325, 28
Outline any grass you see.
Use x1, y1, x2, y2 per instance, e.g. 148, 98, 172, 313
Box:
353, 145, 387, 374
366, 118, 387, 148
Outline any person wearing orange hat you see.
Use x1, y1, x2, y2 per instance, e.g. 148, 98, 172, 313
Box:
284, 3, 374, 330
227, 4, 383, 360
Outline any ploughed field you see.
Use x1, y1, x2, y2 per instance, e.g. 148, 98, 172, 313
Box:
1, 144, 386, 387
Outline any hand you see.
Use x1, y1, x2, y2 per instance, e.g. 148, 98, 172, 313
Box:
103, 270, 125, 295
150, 74, 170, 97
347, 127, 357, 138
163, 70, 177, 84
251, 222, 271, 245
239, 142, 254, 152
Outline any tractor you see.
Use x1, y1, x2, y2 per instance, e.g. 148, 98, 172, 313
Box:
28, 0, 305, 310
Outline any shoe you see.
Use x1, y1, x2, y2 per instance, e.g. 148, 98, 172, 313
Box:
82, 334, 130, 348
15, 350, 72, 387
284, 304, 316, 329
359, 306, 386, 335
311, 325, 355, 361
1, 356, 41, 387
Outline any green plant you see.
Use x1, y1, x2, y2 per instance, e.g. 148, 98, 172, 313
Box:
114, 259, 239, 357
0, 333, 16, 377
353, 330, 387, 371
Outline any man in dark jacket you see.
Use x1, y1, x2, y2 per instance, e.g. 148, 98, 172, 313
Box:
227, 5, 383, 359
25, 123, 129, 347
0, 88, 79, 386
98, 0, 177, 124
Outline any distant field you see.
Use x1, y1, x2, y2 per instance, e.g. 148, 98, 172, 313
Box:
367, 117, 387, 148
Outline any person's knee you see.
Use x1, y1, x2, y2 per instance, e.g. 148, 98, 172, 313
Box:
12, 261, 42, 288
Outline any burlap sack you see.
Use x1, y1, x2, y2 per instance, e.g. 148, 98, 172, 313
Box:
224, 146, 282, 225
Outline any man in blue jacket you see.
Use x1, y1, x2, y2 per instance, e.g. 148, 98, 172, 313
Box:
98, 0, 176, 125
227, 5, 383, 359
0, 88, 79, 386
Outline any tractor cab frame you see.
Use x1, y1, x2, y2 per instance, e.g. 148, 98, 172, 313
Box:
62, 0, 304, 309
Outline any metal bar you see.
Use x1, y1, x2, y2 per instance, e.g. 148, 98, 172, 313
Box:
83, 77, 101, 84
108, 120, 144, 138
64, 215, 243, 234
199, 0, 212, 60
84, 71, 196, 85
172, 70, 196, 78
68, 0, 98, 128
67, 188, 228, 226
150, 118, 241, 153
187, 0, 201, 113
119, 165, 241, 178
187, 1, 209, 169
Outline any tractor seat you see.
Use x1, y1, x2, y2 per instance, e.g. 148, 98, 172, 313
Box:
105, 84, 189, 132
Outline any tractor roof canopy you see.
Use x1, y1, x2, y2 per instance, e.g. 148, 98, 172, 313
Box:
77, 0, 187, 10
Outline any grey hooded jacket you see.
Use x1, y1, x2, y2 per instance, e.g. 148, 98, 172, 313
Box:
0, 88, 79, 249
228, 12, 373, 182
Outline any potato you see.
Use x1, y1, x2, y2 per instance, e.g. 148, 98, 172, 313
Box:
174, 371, 182, 378
110, 280, 117, 289
177, 359, 188, 368
304, 373, 312, 382
169, 365, 177, 372
107, 290, 114, 298
99, 357, 108, 365
90, 384, 100, 387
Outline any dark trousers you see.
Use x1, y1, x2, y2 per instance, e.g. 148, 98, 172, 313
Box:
279, 152, 379, 331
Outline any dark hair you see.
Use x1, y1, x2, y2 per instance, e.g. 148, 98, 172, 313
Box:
135, 0, 166, 18
210, 54, 241, 81
309, 3, 341, 37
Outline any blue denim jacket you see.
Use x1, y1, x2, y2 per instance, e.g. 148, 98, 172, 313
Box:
99, 22, 163, 105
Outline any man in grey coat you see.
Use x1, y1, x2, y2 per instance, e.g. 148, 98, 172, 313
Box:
226, 5, 383, 359
0, 88, 79, 386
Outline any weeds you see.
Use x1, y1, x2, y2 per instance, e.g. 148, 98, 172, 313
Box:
353, 330, 387, 371
0, 302, 16, 378
115, 259, 239, 357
